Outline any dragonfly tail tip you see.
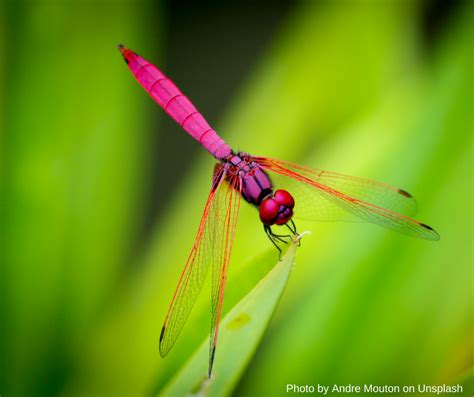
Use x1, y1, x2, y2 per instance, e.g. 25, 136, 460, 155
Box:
117, 43, 128, 56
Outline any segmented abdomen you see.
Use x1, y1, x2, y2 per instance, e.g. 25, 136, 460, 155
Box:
122, 48, 231, 160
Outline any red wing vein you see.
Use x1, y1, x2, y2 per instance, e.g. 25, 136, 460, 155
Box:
254, 157, 418, 217
209, 175, 242, 375
256, 158, 438, 240
159, 166, 227, 357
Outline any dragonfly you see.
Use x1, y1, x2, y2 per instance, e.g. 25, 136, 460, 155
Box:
118, 45, 439, 377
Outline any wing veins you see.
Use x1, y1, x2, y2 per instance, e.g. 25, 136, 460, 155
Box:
257, 159, 438, 240
159, 166, 227, 357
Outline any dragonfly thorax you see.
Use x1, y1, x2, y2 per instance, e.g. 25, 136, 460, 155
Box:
225, 153, 272, 205
224, 153, 295, 226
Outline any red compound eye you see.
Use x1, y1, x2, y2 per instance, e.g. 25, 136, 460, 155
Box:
259, 197, 279, 225
273, 190, 294, 208
259, 190, 295, 226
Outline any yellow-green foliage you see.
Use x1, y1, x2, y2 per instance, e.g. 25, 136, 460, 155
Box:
1, 1, 472, 396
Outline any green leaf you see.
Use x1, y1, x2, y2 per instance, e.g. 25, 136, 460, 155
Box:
158, 235, 303, 397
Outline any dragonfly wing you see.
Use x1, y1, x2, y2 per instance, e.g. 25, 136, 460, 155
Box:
209, 174, 242, 376
254, 157, 439, 240
159, 165, 238, 358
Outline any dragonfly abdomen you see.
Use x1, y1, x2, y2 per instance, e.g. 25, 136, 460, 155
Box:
119, 45, 231, 160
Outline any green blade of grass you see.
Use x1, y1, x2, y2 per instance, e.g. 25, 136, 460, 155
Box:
158, 236, 303, 397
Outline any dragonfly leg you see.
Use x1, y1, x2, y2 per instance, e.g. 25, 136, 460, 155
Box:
267, 226, 292, 242
285, 219, 301, 246
264, 225, 297, 260
272, 234, 290, 244
285, 219, 296, 234
264, 225, 283, 258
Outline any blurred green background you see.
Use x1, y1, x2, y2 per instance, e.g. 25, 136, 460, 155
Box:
1, 0, 472, 396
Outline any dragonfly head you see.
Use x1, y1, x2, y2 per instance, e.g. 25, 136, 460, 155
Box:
259, 189, 295, 226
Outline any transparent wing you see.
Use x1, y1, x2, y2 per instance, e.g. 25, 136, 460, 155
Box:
159, 166, 241, 361
209, 174, 242, 376
254, 157, 439, 240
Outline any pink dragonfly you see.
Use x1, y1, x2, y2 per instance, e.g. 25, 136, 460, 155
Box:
118, 45, 439, 376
